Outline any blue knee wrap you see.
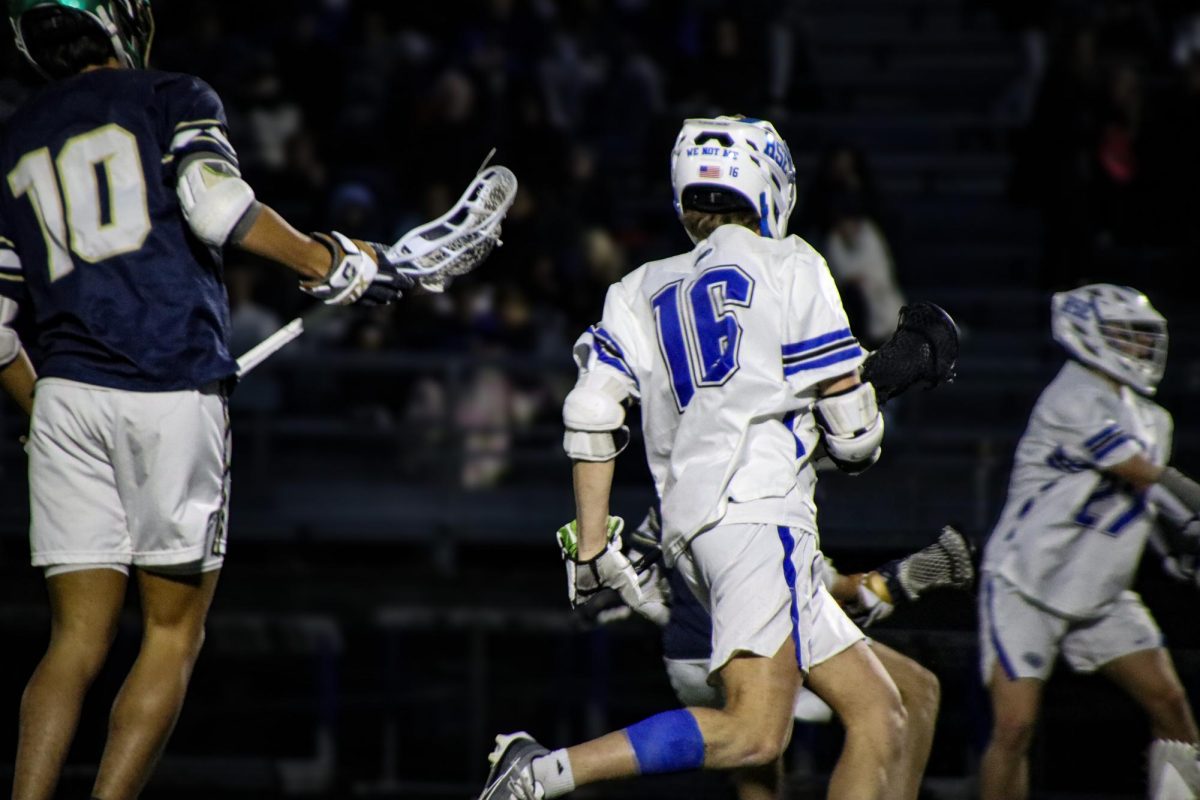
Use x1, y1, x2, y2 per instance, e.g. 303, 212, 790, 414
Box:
625, 709, 705, 774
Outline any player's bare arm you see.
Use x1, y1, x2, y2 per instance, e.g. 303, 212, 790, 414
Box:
0, 350, 35, 415
0, 298, 35, 415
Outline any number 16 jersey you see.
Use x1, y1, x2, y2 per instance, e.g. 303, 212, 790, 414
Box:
573, 224, 864, 564
982, 360, 1173, 619
0, 68, 241, 391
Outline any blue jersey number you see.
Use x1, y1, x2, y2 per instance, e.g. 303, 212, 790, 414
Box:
651, 265, 754, 410
1075, 477, 1147, 536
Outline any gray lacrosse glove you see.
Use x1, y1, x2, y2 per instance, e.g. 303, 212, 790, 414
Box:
557, 516, 670, 627
842, 580, 896, 628
1155, 517, 1200, 589
302, 231, 411, 306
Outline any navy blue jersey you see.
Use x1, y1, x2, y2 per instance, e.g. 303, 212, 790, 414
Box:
0, 68, 240, 391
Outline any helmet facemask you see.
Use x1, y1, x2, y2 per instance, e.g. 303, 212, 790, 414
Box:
1098, 318, 1168, 392
1051, 283, 1169, 395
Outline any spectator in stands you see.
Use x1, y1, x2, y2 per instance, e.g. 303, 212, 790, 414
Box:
823, 190, 905, 350
796, 143, 887, 244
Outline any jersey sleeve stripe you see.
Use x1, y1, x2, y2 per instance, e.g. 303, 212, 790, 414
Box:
0, 251, 21, 270
1085, 428, 1129, 456
1084, 424, 1121, 448
1093, 435, 1135, 460
0, 236, 14, 248
782, 345, 863, 375
174, 118, 225, 131
782, 327, 853, 356
781, 336, 859, 366
589, 327, 639, 386
0, 273, 25, 283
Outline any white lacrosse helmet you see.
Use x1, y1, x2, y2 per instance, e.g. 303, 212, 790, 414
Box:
670, 115, 797, 242
1051, 283, 1168, 395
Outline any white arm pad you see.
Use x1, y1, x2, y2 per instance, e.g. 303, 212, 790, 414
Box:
815, 382, 884, 470
176, 156, 258, 248
563, 372, 631, 461
0, 297, 19, 367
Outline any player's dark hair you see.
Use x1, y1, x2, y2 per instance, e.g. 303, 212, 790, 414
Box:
680, 208, 760, 241
679, 186, 760, 240
19, 6, 116, 80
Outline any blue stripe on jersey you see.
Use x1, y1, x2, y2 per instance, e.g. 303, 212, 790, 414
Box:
776, 526, 803, 669
782, 327, 852, 356
1084, 425, 1121, 448
783, 345, 863, 375
781, 410, 807, 458
1093, 435, 1133, 460
986, 577, 1018, 680
590, 326, 638, 386
1045, 446, 1090, 473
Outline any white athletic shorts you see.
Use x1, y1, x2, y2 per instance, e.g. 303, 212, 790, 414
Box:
674, 523, 863, 678
664, 657, 835, 723
28, 378, 230, 574
979, 572, 1163, 683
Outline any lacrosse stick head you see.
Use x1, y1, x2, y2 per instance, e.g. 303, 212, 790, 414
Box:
877, 525, 976, 604
385, 164, 517, 291
861, 301, 960, 404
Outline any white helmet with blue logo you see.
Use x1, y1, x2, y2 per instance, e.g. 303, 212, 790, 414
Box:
1051, 283, 1168, 395
670, 115, 797, 242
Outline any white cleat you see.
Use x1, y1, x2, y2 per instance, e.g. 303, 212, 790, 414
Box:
479, 731, 550, 800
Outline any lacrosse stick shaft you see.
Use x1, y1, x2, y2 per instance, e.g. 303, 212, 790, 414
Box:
236, 317, 304, 377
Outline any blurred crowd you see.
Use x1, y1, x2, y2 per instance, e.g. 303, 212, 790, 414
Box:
2, 0, 1199, 485
998, 0, 1200, 287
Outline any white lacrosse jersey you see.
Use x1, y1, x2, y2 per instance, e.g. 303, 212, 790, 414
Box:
982, 360, 1173, 619
573, 224, 864, 564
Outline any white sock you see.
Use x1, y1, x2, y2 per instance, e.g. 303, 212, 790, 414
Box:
530, 749, 575, 798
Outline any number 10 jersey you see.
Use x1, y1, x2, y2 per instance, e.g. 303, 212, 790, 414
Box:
0, 68, 240, 391
982, 360, 1174, 619
574, 224, 865, 564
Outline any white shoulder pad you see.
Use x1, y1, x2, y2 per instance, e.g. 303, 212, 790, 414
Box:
815, 382, 884, 473
176, 156, 258, 247
563, 372, 631, 461
0, 297, 19, 367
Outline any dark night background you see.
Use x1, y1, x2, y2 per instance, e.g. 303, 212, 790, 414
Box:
2, 0, 1200, 797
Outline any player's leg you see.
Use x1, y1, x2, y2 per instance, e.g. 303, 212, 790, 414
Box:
979, 666, 1043, 800
91, 567, 220, 800
870, 641, 940, 800
1102, 648, 1198, 741
90, 383, 229, 800
560, 641, 800, 785
976, 574, 1058, 800
479, 524, 810, 799
1077, 594, 1200, 742
17, 381, 133, 800
805, 640, 907, 799
1070, 593, 1200, 796
13, 568, 127, 800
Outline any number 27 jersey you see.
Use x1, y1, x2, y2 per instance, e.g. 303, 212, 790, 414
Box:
575, 224, 864, 563
982, 360, 1173, 619
0, 68, 240, 391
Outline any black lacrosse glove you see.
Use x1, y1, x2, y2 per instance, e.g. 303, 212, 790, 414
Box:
861, 301, 960, 404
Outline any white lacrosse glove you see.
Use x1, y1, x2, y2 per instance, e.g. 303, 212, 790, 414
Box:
301, 231, 410, 306
556, 516, 670, 627
842, 578, 895, 629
